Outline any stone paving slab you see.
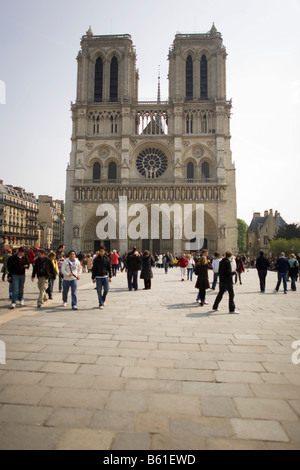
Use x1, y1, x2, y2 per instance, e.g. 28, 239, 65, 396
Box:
0, 265, 299, 450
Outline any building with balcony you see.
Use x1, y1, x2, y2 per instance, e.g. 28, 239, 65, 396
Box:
65, 25, 237, 255
0, 180, 38, 251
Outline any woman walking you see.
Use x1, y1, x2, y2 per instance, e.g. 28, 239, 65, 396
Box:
194, 255, 211, 306
140, 250, 155, 290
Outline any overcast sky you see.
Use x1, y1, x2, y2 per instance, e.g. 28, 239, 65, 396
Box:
0, 0, 299, 226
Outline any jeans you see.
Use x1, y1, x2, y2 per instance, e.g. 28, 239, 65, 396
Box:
290, 276, 297, 291
128, 271, 138, 290
46, 278, 54, 298
62, 279, 77, 307
275, 272, 288, 292
58, 272, 63, 291
212, 273, 219, 290
187, 268, 193, 280
212, 282, 235, 312
257, 270, 267, 292
112, 264, 118, 276
96, 277, 110, 305
11, 274, 25, 304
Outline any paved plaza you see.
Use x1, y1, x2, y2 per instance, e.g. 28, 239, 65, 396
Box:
0, 265, 299, 450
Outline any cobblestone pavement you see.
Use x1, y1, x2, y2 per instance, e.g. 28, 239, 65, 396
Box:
0, 265, 299, 450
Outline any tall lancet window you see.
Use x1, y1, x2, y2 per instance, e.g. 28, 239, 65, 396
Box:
94, 57, 103, 102
200, 55, 208, 99
110, 56, 118, 102
93, 162, 101, 180
187, 162, 194, 180
186, 55, 193, 100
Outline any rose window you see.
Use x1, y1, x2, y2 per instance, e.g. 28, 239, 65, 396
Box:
136, 148, 168, 179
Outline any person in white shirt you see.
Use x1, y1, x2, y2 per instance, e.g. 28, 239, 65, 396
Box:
61, 250, 82, 310
211, 251, 222, 290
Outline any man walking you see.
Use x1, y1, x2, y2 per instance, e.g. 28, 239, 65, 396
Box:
274, 252, 290, 294
61, 250, 82, 309
31, 249, 54, 308
212, 250, 239, 314
255, 251, 270, 293
92, 246, 112, 309
127, 249, 141, 291
7, 247, 29, 309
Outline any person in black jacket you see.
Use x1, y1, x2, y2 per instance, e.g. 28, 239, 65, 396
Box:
212, 251, 239, 314
7, 247, 29, 309
140, 250, 155, 290
92, 246, 112, 309
127, 249, 142, 291
31, 249, 54, 307
255, 251, 270, 293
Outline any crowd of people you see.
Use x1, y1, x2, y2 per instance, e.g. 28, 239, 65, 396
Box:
1, 245, 299, 312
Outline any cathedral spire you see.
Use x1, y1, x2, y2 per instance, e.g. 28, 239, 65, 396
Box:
157, 66, 161, 103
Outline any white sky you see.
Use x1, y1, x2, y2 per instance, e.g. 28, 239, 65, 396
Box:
0, 0, 299, 226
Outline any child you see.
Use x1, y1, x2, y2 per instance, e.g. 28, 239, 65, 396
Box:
46, 251, 58, 299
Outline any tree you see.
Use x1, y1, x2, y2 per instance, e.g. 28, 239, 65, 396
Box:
275, 224, 300, 240
237, 219, 247, 253
270, 238, 300, 257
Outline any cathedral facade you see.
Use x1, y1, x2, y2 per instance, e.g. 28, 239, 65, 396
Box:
64, 25, 238, 255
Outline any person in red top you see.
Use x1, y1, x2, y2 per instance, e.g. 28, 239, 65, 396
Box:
177, 253, 188, 281
27, 248, 36, 266
110, 250, 120, 277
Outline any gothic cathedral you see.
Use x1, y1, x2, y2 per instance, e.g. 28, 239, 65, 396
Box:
64, 25, 238, 255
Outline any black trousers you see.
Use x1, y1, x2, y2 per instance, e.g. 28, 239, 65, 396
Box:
212, 282, 235, 312
257, 269, 267, 292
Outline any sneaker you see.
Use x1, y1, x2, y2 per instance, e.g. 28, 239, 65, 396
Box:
10, 303, 16, 309
284, 291, 287, 294
20, 300, 24, 306
72, 306, 78, 310
212, 307, 219, 311
203, 301, 209, 305
230, 311, 240, 314
62, 302, 67, 307
99, 305, 104, 310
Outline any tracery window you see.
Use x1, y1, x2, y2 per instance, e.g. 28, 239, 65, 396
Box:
110, 56, 118, 102
94, 57, 103, 102
136, 148, 168, 179
186, 55, 193, 100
